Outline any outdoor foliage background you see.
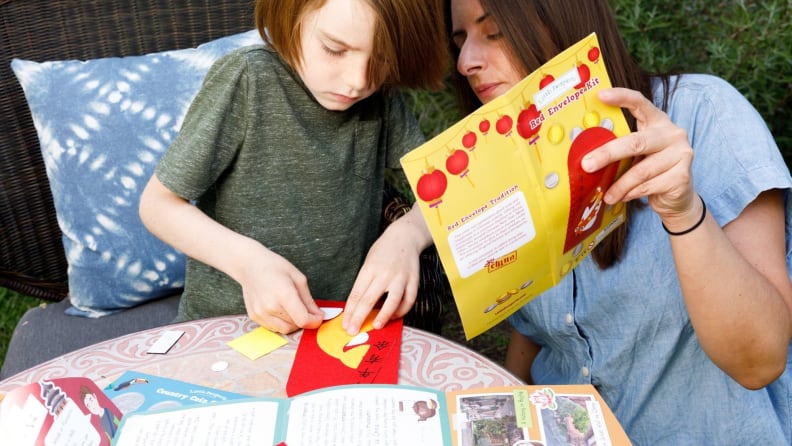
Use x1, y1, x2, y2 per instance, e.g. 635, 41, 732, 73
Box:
2, 0, 791, 370
409, 0, 792, 160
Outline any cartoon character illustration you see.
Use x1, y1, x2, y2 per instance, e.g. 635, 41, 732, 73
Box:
80, 385, 120, 440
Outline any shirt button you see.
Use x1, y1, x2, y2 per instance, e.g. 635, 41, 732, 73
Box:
565, 313, 574, 325
581, 366, 590, 377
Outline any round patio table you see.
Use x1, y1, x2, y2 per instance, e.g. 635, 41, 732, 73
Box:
0, 315, 521, 398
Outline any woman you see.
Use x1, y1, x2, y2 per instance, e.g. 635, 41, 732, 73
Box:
446, 0, 792, 444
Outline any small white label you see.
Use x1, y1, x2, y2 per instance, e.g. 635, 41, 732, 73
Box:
147, 330, 184, 354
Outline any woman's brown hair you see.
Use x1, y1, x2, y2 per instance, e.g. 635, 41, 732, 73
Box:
444, 0, 668, 268
255, 0, 448, 90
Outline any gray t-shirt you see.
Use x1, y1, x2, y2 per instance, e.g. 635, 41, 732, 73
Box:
155, 45, 424, 320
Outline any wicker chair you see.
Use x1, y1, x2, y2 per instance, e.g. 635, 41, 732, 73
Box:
0, 0, 448, 379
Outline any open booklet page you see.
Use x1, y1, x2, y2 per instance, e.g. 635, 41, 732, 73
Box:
446, 385, 631, 445
111, 384, 449, 446
284, 385, 448, 445
110, 383, 630, 445
112, 399, 281, 446
401, 32, 631, 339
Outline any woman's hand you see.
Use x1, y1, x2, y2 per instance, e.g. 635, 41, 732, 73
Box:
583, 88, 792, 388
582, 87, 701, 231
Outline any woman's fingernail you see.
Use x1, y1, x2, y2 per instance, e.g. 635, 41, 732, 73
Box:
581, 155, 595, 172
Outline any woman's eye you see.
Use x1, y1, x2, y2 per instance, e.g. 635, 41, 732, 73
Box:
486, 32, 503, 41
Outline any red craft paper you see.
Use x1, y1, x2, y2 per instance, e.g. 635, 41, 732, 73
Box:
286, 300, 403, 396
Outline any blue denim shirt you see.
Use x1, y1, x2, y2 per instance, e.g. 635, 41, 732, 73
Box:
508, 74, 792, 445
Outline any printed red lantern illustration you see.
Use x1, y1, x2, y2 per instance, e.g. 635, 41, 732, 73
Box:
416, 166, 448, 224
516, 103, 544, 162
587, 46, 600, 63
446, 149, 469, 175
478, 118, 491, 143
539, 74, 555, 89
416, 167, 448, 208
516, 103, 542, 140
574, 63, 591, 89
496, 114, 513, 137
446, 149, 474, 186
461, 131, 477, 153
479, 119, 491, 134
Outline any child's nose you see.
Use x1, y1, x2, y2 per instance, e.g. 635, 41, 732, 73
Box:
346, 58, 369, 92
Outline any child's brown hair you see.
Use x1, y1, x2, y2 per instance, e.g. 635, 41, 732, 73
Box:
255, 0, 448, 90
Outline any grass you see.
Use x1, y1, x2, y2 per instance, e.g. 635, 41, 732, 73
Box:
0, 287, 43, 372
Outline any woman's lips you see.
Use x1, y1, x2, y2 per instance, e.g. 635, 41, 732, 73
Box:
474, 82, 501, 102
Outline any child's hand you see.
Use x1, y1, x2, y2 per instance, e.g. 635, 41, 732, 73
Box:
343, 206, 433, 335
237, 245, 324, 333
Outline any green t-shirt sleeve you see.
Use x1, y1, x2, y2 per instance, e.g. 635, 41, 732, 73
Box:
155, 50, 251, 201
384, 90, 425, 193
385, 90, 425, 170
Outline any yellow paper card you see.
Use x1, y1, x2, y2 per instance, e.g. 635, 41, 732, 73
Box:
227, 327, 288, 360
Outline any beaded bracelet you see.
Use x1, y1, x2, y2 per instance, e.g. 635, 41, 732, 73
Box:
662, 195, 706, 236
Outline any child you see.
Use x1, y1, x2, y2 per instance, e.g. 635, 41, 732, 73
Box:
139, 0, 447, 335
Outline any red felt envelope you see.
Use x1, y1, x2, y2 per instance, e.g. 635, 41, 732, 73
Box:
286, 300, 403, 396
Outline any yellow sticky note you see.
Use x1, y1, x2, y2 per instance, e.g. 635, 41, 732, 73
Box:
227, 327, 288, 360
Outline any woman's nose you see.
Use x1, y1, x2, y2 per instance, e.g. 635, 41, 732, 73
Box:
457, 40, 483, 76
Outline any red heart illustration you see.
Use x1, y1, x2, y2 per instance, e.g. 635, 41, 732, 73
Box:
564, 126, 619, 253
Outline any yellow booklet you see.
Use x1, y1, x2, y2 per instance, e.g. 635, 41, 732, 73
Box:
401, 33, 631, 339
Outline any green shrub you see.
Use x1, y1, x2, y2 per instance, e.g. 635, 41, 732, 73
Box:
612, 0, 792, 164
409, 1, 791, 165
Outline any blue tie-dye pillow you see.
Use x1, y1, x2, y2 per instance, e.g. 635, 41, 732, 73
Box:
11, 30, 263, 317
